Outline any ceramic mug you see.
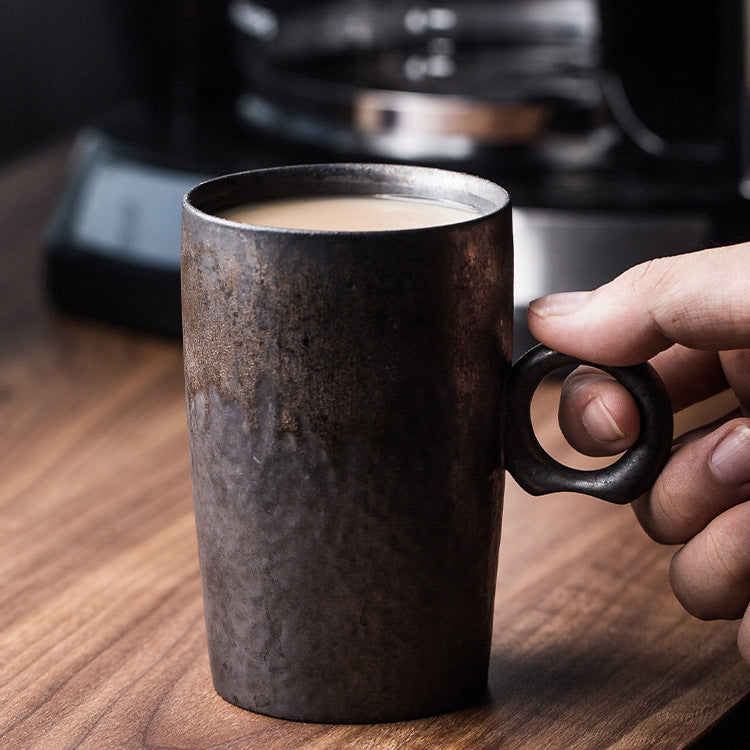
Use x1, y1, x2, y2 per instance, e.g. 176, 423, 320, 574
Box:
181, 164, 672, 723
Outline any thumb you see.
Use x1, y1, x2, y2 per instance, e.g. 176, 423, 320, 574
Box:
527, 243, 750, 366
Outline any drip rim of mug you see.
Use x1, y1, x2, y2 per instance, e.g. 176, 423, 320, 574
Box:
183, 162, 510, 236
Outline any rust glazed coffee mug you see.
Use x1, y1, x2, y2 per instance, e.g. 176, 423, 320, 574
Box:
181, 164, 673, 723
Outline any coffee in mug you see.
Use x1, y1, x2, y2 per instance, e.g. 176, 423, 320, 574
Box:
217, 194, 482, 231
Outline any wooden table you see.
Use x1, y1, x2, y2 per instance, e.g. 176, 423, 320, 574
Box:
1, 144, 748, 749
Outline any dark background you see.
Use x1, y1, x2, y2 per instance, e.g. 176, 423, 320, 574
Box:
0, 0, 239, 167
0, 1, 153, 164
0, 0, 730, 167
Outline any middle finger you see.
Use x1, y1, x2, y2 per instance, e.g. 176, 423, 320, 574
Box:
558, 345, 728, 457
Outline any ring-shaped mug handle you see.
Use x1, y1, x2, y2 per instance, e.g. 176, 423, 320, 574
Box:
505, 345, 674, 504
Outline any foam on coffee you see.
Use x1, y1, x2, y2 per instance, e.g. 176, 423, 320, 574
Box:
217, 194, 482, 231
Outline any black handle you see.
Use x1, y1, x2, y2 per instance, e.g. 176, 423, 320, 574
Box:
505, 345, 673, 504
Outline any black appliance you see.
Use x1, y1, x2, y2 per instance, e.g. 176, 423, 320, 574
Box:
46, 1, 750, 353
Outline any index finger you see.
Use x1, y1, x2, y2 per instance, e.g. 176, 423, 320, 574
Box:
527, 243, 750, 366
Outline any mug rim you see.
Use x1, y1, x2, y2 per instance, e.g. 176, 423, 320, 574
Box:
183, 162, 510, 236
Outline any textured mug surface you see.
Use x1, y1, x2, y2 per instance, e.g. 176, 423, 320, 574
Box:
182, 164, 513, 722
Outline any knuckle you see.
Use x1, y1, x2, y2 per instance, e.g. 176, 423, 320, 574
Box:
620, 257, 676, 301
647, 476, 695, 544
633, 496, 677, 545
669, 548, 715, 621
738, 616, 750, 663
616, 258, 679, 345
703, 523, 743, 588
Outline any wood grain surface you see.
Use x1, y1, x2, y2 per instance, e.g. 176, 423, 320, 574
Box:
0, 144, 748, 749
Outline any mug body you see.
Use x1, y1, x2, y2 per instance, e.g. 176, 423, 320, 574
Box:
182, 163, 512, 722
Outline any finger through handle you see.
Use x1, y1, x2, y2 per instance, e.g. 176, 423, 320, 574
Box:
505, 345, 674, 504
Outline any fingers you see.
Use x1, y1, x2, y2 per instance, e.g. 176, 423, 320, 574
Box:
669, 501, 750, 620
558, 367, 639, 456
655, 420, 750, 625
632, 418, 750, 544
558, 345, 727, 456
529, 243, 750, 651
528, 243, 750, 366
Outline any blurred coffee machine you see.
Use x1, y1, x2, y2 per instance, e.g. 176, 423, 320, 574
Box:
47, 0, 750, 351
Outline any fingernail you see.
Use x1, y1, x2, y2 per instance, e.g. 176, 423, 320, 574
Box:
582, 396, 626, 442
528, 291, 592, 318
710, 425, 750, 486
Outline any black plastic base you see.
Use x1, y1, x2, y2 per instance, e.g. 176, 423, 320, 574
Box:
46, 247, 181, 337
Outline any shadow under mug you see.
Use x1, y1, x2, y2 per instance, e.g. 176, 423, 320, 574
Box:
181, 163, 673, 723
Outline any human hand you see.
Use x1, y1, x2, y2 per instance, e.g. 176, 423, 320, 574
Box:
527, 242, 750, 664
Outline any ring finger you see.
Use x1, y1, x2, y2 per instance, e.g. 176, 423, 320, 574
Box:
633, 417, 750, 544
